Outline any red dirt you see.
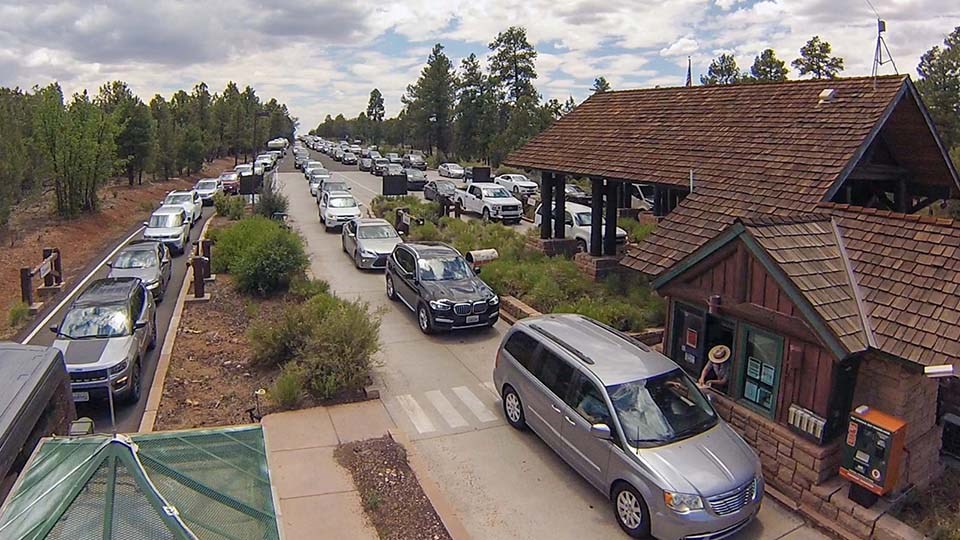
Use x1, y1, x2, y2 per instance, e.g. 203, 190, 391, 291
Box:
0, 158, 236, 339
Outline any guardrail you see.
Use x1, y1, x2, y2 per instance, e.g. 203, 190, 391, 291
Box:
20, 248, 64, 313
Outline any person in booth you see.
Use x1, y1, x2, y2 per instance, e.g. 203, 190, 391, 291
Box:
698, 344, 731, 393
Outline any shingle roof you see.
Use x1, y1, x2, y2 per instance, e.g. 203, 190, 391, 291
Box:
505, 75, 907, 192
826, 204, 960, 366
741, 215, 870, 354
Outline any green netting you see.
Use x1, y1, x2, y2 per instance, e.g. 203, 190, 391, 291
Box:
0, 426, 278, 540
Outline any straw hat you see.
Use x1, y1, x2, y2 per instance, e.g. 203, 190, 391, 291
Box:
708, 345, 731, 364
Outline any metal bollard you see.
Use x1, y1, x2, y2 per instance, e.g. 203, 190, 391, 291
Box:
191, 257, 207, 298
200, 240, 212, 279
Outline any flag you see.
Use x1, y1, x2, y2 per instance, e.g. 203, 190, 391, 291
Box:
685, 56, 692, 87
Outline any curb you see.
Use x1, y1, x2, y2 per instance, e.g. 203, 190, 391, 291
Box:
138, 214, 216, 433
389, 429, 472, 540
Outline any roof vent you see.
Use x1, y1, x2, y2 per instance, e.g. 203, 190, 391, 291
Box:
818, 88, 837, 105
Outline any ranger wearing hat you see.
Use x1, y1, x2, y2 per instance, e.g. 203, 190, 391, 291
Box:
698, 344, 731, 392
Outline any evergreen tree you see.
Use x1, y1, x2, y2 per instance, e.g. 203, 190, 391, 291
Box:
591, 76, 612, 93
118, 101, 155, 185
561, 96, 577, 115
749, 49, 788, 82
149, 94, 177, 180
700, 54, 742, 85
916, 26, 960, 152
366, 88, 385, 143
488, 26, 538, 103
792, 36, 844, 79
454, 53, 497, 161
403, 43, 456, 155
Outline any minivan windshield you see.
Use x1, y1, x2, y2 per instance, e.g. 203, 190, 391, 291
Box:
607, 369, 718, 448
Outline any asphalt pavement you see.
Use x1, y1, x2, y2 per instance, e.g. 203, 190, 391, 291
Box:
278, 149, 827, 540
19, 192, 215, 434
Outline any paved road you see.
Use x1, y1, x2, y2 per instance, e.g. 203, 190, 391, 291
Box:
19, 193, 215, 434
278, 151, 827, 540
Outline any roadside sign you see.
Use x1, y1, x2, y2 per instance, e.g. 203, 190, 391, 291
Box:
38, 258, 52, 279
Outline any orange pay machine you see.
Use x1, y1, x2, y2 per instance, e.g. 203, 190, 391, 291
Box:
839, 405, 907, 507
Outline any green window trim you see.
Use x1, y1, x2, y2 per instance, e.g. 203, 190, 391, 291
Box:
734, 324, 784, 419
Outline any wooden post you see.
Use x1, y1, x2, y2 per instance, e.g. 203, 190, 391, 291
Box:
590, 179, 604, 257
604, 181, 619, 256
20, 268, 33, 305
553, 174, 566, 239
540, 172, 554, 240
192, 257, 207, 298
41, 248, 55, 287
52, 248, 63, 285
200, 240, 212, 279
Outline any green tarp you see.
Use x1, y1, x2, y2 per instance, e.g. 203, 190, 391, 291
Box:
0, 425, 279, 540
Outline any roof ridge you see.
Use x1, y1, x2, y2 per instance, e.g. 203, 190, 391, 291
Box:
591, 74, 908, 96
819, 202, 960, 228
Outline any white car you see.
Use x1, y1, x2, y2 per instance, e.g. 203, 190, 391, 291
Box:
303, 161, 324, 179
533, 201, 627, 253
143, 206, 190, 255
318, 192, 362, 232
193, 178, 222, 206
454, 184, 523, 224
494, 174, 539, 198
438, 163, 465, 178
162, 190, 202, 227
309, 168, 331, 196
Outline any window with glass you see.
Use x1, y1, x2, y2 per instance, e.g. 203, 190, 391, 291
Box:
503, 331, 540, 371
738, 326, 783, 417
534, 349, 575, 399
567, 372, 612, 425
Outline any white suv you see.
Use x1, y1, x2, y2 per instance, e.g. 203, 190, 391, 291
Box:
162, 190, 202, 227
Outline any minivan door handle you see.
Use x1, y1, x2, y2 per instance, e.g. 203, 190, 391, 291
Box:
551, 404, 561, 414
564, 415, 576, 426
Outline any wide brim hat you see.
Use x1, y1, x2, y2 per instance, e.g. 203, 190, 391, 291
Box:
708, 345, 731, 364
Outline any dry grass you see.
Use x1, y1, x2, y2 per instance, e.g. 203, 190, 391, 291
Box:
895, 466, 960, 540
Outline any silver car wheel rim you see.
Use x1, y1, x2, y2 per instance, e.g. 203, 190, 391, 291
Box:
505, 393, 521, 422
418, 308, 429, 330
386, 278, 394, 296
617, 491, 642, 530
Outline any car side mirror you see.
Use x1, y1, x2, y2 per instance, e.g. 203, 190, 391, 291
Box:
143, 221, 149, 227
134, 321, 148, 330
474, 266, 482, 274
106, 262, 113, 268
348, 232, 356, 238
49, 326, 59, 334
590, 423, 613, 440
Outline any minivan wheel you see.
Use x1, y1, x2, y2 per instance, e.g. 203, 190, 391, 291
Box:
386, 275, 398, 300
612, 483, 651, 538
417, 304, 433, 334
502, 386, 526, 430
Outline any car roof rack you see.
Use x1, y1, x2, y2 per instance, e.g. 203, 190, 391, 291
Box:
528, 323, 595, 365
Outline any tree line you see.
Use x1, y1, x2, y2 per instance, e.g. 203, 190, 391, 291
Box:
700, 35, 845, 85
0, 81, 296, 223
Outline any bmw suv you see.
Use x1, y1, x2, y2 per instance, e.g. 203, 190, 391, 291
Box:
385, 242, 499, 333
493, 314, 763, 539
51, 277, 157, 406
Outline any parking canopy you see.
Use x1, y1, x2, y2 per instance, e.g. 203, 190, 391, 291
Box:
0, 425, 279, 540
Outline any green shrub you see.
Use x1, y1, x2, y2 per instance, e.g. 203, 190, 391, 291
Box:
370, 195, 441, 224
254, 177, 289, 219
8, 302, 30, 328
300, 299, 382, 400
270, 363, 304, 410
234, 228, 309, 295
210, 217, 280, 273
248, 292, 341, 368
618, 218, 656, 243
289, 275, 330, 299
214, 192, 245, 220
408, 221, 442, 241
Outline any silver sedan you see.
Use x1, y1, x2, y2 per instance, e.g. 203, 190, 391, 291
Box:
341, 218, 403, 270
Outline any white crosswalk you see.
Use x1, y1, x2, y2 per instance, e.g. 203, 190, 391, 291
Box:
386, 383, 504, 436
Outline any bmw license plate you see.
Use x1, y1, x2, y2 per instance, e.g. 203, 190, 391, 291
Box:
72, 391, 90, 403
466, 315, 480, 324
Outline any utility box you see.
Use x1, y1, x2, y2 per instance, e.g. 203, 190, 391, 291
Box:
839, 405, 907, 498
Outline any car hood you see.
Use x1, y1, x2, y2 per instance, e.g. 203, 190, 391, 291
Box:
327, 207, 361, 217
486, 195, 523, 206
196, 188, 217, 197
633, 422, 759, 497
421, 278, 493, 303
511, 180, 538, 188
108, 267, 160, 284
166, 201, 194, 213
53, 336, 135, 370
357, 237, 402, 254
144, 226, 183, 237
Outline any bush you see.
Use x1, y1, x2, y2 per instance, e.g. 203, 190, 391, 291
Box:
210, 217, 278, 273
300, 299, 382, 400
289, 275, 330, 300
254, 177, 288, 219
234, 228, 309, 295
618, 218, 656, 243
247, 292, 341, 368
370, 195, 441, 224
8, 302, 30, 328
213, 192, 245, 220
270, 363, 304, 410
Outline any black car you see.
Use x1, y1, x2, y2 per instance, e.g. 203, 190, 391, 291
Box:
402, 153, 427, 170
359, 157, 374, 171
423, 179, 457, 201
404, 168, 427, 190
385, 243, 499, 334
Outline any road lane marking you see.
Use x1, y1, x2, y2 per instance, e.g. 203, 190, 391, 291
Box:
22, 225, 146, 343
425, 390, 468, 429
332, 171, 379, 198
396, 394, 436, 434
452, 386, 498, 423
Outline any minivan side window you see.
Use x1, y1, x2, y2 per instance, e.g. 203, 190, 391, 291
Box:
535, 349, 575, 399
504, 331, 541, 372
567, 372, 612, 425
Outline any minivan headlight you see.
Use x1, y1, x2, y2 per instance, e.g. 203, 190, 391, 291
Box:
664, 492, 703, 514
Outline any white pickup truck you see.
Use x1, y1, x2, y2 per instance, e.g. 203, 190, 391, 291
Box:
454, 183, 523, 224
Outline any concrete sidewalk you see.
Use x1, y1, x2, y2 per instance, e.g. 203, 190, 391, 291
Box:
262, 400, 396, 540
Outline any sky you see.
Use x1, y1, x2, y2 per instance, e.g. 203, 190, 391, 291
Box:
0, 0, 957, 131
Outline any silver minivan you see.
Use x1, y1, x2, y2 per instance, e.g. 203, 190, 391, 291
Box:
493, 314, 763, 539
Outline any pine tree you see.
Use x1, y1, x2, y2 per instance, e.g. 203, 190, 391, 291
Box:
366, 88, 385, 143
749, 49, 788, 83
700, 54, 742, 85
792, 36, 844, 79
916, 26, 960, 151
488, 26, 538, 103
403, 43, 456, 155
591, 77, 612, 93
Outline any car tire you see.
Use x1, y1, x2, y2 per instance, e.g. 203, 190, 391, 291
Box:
386, 275, 398, 301
612, 483, 652, 539
148, 316, 157, 350
122, 360, 142, 405
502, 385, 527, 430
513, 187, 521, 198
576, 239, 588, 253
456, 199, 465, 214
482, 208, 491, 222
354, 249, 363, 269
417, 303, 434, 334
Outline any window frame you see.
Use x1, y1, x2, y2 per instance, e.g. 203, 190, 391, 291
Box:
565, 370, 612, 426
734, 324, 784, 419
503, 330, 542, 374
532, 345, 577, 402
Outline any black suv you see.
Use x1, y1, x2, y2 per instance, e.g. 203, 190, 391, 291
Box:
385, 243, 499, 333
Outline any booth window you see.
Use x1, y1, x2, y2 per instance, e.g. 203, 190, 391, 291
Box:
737, 326, 783, 418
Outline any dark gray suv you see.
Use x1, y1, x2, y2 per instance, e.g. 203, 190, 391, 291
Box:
493, 314, 763, 539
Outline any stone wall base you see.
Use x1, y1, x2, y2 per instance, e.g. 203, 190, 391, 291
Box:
524, 237, 579, 258
574, 253, 622, 281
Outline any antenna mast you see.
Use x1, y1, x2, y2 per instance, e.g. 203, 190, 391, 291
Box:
872, 18, 898, 78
